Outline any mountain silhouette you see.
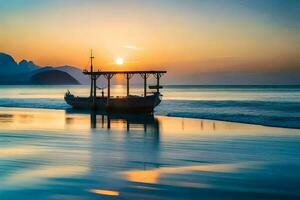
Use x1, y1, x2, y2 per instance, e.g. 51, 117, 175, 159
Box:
0, 53, 19, 75
31, 69, 79, 85
0, 52, 87, 85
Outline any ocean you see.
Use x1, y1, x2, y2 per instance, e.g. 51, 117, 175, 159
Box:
0, 85, 300, 199
0, 85, 299, 128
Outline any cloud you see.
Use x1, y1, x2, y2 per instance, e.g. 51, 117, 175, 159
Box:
123, 45, 141, 51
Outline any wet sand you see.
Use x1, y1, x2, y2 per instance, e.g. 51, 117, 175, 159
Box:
0, 107, 300, 199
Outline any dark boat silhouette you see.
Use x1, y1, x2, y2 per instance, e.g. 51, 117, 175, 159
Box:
65, 92, 162, 112
65, 52, 166, 113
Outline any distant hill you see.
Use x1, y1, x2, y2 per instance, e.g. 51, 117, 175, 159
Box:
0, 52, 86, 85
31, 69, 79, 85
56, 66, 89, 84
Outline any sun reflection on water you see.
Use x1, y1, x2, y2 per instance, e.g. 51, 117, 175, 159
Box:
122, 162, 255, 185
0, 146, 41, 157
89, 189, 120, 196
1, 165, 89, 188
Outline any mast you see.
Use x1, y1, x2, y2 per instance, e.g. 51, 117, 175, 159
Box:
90, 50, 94, 98
90, 50, 94, 73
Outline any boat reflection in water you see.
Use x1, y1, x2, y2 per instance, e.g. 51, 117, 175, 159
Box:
65, 109, 161, 150
66, 108, 160, 133
91, 112, 159, 134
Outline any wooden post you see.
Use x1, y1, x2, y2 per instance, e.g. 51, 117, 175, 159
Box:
125, 73, 133, 96
126, 73, 130, 96
90, 50, 94, 98
90, 111, 96, 129
107, 76, 110, 99
93, 76, 96, 103
107, 114, 111, 129
153, 73, 162, 93
144, 73, 147, 97
101, 114, 104, 128
156, 73, 160, 93
104, 74, 113, 106
140, 73, 149, 97
90, 78, 93, 98
127, 122, 129, 132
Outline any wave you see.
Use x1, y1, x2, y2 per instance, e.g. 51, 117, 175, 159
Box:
156, 100, 300, 129
0, 98, 68, 110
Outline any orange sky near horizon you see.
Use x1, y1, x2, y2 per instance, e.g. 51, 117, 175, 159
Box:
0, 0, 299, 83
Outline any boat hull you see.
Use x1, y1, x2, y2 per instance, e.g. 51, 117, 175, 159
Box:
65, 93, 162, 113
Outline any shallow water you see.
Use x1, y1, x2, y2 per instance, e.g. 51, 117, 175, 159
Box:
0, 85, 299, 128
0, 107, 300, 199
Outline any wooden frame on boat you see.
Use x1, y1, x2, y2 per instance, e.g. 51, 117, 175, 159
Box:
64, 52, 167, 113
83, 70, 167, 102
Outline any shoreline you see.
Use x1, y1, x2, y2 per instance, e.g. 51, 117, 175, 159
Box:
167, 113, 300, 130
0, 106, 299, 130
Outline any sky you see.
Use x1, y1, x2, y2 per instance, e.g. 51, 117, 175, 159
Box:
0, 0, 299, 84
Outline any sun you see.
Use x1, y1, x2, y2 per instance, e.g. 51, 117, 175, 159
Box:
115, 57, 124, 65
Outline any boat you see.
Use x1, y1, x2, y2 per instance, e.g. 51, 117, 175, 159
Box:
64, 52, 166, 113
65, 92, 162, 112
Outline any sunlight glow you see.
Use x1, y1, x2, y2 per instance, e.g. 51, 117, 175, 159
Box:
115, 57, 124, 65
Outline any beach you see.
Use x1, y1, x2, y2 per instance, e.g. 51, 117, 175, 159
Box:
0, 106, 300, 199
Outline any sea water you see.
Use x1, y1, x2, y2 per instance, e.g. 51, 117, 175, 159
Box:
0, 85, 299, 128
0, 85, 300, 199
